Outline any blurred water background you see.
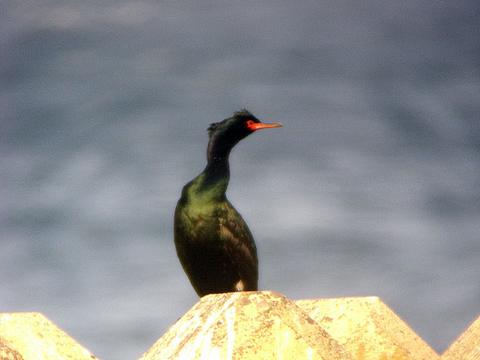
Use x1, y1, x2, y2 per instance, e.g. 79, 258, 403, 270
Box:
1, 1, 480, 359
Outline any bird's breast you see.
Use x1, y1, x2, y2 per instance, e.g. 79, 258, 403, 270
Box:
175, 200, 222, 243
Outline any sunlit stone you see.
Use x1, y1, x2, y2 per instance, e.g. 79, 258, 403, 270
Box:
442, 315, 480, 360
140, 291, 351, 360
0, 313, 97, 360
296, 296, 440, 360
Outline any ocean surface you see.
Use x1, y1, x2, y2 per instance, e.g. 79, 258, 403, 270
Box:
1, 1, 479, 359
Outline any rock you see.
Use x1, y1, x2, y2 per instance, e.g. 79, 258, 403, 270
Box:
296, 296, 440, 360
442, 315, 480, 360
141, 291, 352, 360
0, 313, 97, 360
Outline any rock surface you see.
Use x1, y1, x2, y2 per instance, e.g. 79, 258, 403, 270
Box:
442, 315, 480, 360
140, 291, 352, 360
0, 313, 97, 360
297, 296, 440, 360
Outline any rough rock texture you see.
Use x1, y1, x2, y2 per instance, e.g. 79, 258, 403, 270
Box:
3, 295, 477, 359
442, 315, 480, 360
0, 338, 24, 360
141, 291, 352, 360
0, 313, 97, 360
296, 296, 440, 360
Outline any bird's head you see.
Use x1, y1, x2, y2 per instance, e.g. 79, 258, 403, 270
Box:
207, 109, 282, 147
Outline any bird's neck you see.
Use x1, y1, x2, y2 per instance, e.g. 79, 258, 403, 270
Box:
203, 134, 237, 188
200, 151, 230, 196
181, 136, 237, 204
207, 132, 238, 164
182, 149, 230, 206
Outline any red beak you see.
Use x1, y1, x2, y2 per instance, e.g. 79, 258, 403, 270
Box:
247, 122, 283, 131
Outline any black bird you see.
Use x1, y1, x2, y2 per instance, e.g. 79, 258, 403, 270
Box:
174, 110, 282, 296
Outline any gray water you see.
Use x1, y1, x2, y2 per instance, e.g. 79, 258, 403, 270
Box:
1, 1, 480, 359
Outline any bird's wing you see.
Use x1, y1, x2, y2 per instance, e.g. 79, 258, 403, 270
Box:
217, 202, 258, 290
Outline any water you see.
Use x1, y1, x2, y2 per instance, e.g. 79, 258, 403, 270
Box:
1, 1, 479, 359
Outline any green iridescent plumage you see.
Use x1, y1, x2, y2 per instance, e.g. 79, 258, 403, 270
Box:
174, 110, 281, 296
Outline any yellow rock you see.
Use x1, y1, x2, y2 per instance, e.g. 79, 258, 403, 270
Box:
141, 291, 352, 360
296, 297, 439, 360
0, 338, 23, 360
0, 313, 97, 360
442, 315, 480, 360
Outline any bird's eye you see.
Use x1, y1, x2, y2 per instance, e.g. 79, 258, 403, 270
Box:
245, 120, 255, 129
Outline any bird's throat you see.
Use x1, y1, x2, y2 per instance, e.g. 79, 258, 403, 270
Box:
204, 133, 235, 186
182, 131, 237, 204
203, 155, 230, 190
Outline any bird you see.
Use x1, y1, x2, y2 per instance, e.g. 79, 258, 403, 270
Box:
174, 109, 282, 296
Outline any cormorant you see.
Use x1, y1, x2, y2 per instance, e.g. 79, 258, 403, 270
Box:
174, 110, 282, 296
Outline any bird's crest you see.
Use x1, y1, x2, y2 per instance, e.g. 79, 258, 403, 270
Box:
207, 109, 253, 136
233, 108, 253, 118
207, 121, 222, 136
